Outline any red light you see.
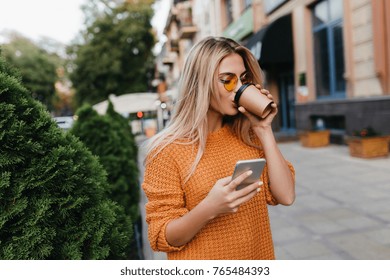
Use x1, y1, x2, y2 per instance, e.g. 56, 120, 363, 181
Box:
137, 111, 143, 118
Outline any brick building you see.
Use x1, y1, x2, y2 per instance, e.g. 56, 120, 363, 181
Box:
155, 0, 390, 141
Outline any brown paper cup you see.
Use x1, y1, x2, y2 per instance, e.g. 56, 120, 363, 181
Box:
235, 84, 274, 118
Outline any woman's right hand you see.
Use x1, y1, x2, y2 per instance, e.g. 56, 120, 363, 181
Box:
203, 171, 262, 218
165, 170, 262, 247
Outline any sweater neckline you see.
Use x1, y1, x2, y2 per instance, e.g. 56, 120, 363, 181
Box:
207, 125, 230, 141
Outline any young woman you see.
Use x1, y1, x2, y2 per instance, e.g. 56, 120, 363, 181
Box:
142, 36, 295, 260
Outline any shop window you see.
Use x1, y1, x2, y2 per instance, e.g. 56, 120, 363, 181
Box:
312, 0, 345, 99
310, 114, 346, 144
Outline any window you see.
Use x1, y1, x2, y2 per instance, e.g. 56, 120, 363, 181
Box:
225, 0, 233, 25
243, 0, 252, 10
312, 0, 345, 98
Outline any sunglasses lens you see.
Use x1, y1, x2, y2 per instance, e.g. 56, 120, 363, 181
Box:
224, 80, 236, 91
241, 72, 252, 84
219, 74, 238, 92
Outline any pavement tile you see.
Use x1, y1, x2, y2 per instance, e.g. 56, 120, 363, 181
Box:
273, 247, 294, 259
365, 227, 390, 245
375, 211, 390, 223
352, 199, 390, 214
281, 239, 337, 259
321, 207, 357, 219
294, 193, 342, 211
336, 216, 382, 231
328, 233, 390, 259
271, 225, 310, 243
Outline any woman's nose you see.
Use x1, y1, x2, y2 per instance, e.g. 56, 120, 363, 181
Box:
234, 79, 243, 92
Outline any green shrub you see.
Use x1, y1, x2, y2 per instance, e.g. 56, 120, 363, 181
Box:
70, 102, 141, 259
0, 55, 133, 259
71, 103, 140, 220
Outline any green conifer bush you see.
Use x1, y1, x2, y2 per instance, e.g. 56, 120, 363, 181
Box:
70, 103, 140, 221
70, 102, 141, 259
0, 55, 133, 259
105, 101, 140, 219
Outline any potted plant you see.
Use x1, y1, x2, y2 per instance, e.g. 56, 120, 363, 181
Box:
299, 118, 330, 148
346, 126, 389, 158
299, 129, 331, 148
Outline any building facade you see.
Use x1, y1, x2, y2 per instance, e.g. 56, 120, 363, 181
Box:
156, 0, 390, 141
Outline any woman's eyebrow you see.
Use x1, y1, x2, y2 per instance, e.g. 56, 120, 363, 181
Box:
218, 71, 248, 76
218, 72, 234, 76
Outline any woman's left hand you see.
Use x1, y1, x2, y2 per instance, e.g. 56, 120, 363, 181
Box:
238, 84, 278, 129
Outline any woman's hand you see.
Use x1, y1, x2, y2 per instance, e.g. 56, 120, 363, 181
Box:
238, 84, 277, 130
165, 171, 262, 247
202, 171, 262, 218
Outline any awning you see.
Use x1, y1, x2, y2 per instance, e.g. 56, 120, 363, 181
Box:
245, 26, 269, 61
223, 7, 254, 41
93, 93, 160, 116
245, 14, 294, 70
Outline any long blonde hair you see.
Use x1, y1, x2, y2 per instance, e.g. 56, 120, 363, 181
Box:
144, 36, 263, 182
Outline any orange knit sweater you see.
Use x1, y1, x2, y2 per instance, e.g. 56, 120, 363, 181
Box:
142, 126, 295, 260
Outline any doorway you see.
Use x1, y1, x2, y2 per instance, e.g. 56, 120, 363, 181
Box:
278, 72, 296, 131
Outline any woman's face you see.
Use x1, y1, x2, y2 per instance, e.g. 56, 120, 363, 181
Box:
210, 53, 249, 116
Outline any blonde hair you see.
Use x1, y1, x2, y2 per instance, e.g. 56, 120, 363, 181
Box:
144, 36, 263, 182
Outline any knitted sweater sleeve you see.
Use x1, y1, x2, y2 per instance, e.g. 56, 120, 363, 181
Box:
142, 148, 189, 252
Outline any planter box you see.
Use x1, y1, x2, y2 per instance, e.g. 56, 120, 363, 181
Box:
299, 130, 330, 148
347, 136, 389, 158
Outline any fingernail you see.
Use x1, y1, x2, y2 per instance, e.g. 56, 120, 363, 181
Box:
256, 187, 261, 192
258, 181, 263, 186
247, 170, 253, 175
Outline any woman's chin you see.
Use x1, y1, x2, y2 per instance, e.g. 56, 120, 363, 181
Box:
226, 108, 240, 116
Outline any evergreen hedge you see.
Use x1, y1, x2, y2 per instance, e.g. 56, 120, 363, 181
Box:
0, 54, 133, 259
70, 103, 140, 220
70, 102, 141, 259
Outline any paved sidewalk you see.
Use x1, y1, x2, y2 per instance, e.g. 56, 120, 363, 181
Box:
137, 135, 167, 260
138, 138, 390, 260
271, 142, 390, 259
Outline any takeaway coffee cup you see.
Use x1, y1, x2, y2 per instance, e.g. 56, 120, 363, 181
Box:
234, 84, 274, 118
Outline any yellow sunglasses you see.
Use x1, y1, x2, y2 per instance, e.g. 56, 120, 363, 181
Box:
218, 72, 253, 92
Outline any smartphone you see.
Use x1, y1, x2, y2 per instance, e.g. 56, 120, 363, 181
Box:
232, 158, 266, 190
